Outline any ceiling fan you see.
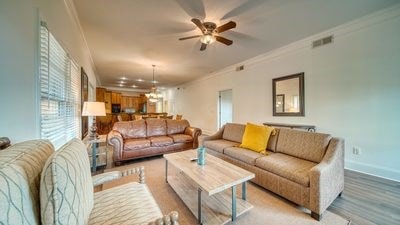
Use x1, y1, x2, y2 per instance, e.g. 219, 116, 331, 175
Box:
179, 18, 236, 51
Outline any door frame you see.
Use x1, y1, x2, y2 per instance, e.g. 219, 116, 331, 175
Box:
218, 89, 233, 129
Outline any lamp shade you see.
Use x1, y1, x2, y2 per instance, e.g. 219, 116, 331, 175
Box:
82, 102, 106, 116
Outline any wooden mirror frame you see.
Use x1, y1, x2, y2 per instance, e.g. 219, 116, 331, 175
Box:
272, 72, 304, 116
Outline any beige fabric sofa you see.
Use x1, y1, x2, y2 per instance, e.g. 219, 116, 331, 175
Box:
0, 139, 178, 225
202, 123, 344, 220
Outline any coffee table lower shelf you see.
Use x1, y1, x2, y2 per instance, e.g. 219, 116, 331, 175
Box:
167, 173, 253, 225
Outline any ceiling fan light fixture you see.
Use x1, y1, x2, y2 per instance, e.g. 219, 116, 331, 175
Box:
200, 34, 216, 44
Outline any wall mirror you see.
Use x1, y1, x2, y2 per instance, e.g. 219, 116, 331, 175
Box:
272, 72, 304, 116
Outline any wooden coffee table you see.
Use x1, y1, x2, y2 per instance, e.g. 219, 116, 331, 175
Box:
164, 150, 255, 225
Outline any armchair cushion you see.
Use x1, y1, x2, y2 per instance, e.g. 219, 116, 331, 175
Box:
125, 138, 151, 150
0, 140, 54, 225
169, 134, 193, 143
89, 183, 162, 225
40, 138, 94, 225
149, 136, 173, 147
255, 153, 317, 187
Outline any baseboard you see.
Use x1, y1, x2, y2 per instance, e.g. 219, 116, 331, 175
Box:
345, 160, 400, 182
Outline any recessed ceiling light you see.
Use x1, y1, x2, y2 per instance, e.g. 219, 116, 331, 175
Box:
118, 84, 124, 87
121, 76, 127, 80
151, 80, 159, 84
131, 85, 138, 88
119, 80, 126, 84
136, 79, 144, 82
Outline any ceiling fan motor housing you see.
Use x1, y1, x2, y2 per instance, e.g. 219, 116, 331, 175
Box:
203, 22, 217, 34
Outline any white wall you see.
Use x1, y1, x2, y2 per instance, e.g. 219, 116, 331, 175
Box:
164, 6, 400, 181
0, 0, 97, 143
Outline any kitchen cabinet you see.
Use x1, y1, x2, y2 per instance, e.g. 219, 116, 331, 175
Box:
96, 88, 106, 102
111, 92, 121, 104
104, 91, 111, 113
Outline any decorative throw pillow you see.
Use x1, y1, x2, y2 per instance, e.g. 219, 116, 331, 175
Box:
239, 123, 274, 153
40, 139, 94, 225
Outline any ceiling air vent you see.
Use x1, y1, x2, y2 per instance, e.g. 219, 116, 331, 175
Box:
312, 35, 333, 48
236, 65, 244, 71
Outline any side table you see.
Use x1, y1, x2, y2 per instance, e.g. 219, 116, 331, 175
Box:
83, 135, 107, 172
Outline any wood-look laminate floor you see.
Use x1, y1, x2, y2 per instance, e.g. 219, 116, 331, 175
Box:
328, 170, 400, 225
102, 150, 400, 225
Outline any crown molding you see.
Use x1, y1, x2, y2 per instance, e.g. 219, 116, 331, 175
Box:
102, 86, 151, 93
63, 0, 101, 86
179, 3, 400, 89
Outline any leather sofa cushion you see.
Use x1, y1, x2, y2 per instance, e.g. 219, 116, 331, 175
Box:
203, 139, 239, 153
146, 119, 167, 137
149, 136, 173, 147
113, 120, 147, 139
276, 129, 331, 163
169, 134, 193, 143
224, 147, 265, 165
255, 153, 317, 187
124, 139, 151, 150
166, 119, 189, 135
222, 123, 245, 143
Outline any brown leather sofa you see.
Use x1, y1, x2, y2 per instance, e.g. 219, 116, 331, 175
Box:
108, 118, 202, 165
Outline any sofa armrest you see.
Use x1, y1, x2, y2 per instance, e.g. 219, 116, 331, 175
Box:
92, 166, 145, 187
147, 211, 179, 225
108, 130, 124, 162
184, 127, 202, 149
201, 126, 224, 145
309, 138, 344, 215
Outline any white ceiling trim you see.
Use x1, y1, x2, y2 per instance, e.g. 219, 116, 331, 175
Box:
63, 0, 100, 85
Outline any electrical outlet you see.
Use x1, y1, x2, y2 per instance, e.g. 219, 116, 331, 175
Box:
352, 147, 361, 155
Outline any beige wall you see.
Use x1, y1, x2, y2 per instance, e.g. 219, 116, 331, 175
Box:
0, 0, 97, 142
164, 6, 400, 181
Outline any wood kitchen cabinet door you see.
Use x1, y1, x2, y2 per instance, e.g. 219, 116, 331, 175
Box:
96, 88, 106, 102
111, 92, 122, 104
121, 96, 128, 109
104, 91, 112, 113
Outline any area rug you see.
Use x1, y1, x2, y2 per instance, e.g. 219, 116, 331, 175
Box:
100, 156, 350, 225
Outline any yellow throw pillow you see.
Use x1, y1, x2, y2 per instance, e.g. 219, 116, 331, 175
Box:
239, 123, 274, 153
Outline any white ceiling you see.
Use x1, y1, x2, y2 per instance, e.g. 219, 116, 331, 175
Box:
73, 0, 398, 90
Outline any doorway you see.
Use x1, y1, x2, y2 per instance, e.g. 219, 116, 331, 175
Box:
218, 89, 233, 128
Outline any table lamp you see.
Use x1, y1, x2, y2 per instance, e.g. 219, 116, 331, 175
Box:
82, 101, 106, 140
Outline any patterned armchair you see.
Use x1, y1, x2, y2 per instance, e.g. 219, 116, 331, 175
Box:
0, 139, 178, 225
0, 140, 54, 225
40, 138, 179, 225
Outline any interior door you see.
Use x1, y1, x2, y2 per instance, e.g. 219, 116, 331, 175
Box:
219, 89, 233, 128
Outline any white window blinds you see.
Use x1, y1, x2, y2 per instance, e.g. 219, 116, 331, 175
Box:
40, 22, 81, 149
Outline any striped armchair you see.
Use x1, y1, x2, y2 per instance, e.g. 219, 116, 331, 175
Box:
40, 138, 179, 225
0, 139, 178, 225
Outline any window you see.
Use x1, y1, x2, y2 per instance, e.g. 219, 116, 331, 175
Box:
39, 22, 81, 149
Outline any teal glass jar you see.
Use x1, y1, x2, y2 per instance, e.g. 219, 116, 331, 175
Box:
197, 146, 206, 165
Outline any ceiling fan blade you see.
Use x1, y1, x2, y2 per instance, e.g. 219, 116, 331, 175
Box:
179, 35, 201, 40
216, 21, 236, 33
200, 43, 207, 51
191, 18, 206, 34
215, 36, 233, 45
